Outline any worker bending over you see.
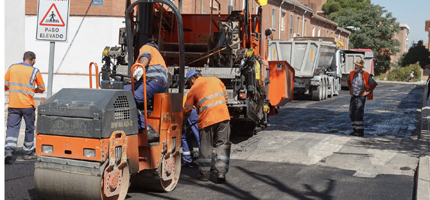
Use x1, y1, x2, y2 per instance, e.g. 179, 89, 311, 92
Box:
183, 69, 231, 183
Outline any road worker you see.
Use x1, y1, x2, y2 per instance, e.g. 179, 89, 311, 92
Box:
183, 69, 231, 183
134, 38, 168, 142
181, 92, 200, 168
5, 51, 45, 164
347, 59, 377, 137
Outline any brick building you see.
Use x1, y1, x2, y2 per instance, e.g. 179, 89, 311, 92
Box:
391, 23, 410, 63
174, 0, 349, 48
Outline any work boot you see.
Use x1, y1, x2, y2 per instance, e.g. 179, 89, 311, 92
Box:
23, 153, 37, 160
217, 173, 226, 183
197, 172, 210, 181
349, 132, 359, 136
147, 126, 160, 143
5, 152, 13, 164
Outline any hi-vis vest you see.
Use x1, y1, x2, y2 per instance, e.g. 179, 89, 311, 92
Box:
183, 77, 230, 129
349, 71, 373, 100
5, 62, 45, 108
136, 45, 168, 87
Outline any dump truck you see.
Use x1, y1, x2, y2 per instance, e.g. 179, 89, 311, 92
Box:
340, 49, 374, 89
34, 1, 185, 199
268, 37, 341, 101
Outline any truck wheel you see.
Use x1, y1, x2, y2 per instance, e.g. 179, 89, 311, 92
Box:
322, 80, 327, 100
328, 82, 334, 98
312, 86, 322, 101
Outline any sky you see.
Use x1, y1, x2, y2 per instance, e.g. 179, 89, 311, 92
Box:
370, 0, 430, 47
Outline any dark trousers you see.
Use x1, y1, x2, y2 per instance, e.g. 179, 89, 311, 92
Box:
349, 96, 366, 135
181, 108, 200, 163
5, 107, 36, 155
198, 120, 231, 177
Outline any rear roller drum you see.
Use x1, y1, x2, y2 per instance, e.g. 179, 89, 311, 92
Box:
131, 153, 181, 192
101, 164, 130, 200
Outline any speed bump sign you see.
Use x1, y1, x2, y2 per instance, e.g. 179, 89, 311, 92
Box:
36, 0, 70, 41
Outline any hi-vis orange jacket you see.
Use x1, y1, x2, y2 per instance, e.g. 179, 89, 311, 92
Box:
183, 77, 230, 129
136, 44, 168, 87
349, 70, 373, 100
5, 62, 45, 108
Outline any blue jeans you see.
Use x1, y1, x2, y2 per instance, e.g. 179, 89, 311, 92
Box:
133, 80, 165, 129
5, 107, 35, 155
182, 108, 200, 163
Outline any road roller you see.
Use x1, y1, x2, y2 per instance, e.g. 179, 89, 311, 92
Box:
34, 0, 186, 199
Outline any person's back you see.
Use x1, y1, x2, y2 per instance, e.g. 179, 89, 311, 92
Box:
5, 51, 45, 164
185, 76, 230, 129
6, 62, 45, 108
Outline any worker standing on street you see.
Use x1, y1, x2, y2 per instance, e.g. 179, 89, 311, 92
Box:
183, 69, 231, 183
347, 59, 377, 137
4, 51, 45, 164
134, 38, 168, 142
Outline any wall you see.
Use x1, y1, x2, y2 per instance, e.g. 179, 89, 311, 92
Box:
5, 0, 26, 73
16, 0, 127, 97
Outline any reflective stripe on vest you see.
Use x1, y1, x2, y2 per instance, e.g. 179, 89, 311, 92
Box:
137, 45, 168, 87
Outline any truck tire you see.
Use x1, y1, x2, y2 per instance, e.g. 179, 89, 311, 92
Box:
322, 80, 327, 100
312, 86, 322, 101
328, 81, 334, 98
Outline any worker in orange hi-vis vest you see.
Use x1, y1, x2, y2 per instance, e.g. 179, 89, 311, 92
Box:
183, 69, 231, 183
134, 38, 168, 142
4, 51, 45, 164
347, 59, 377, 137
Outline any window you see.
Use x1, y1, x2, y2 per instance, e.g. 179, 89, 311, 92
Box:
281, 12, 286, 31
322, 29, 325, 37
312, 27, 315, 37
272, 9, 276, 29
289, 15, 294, 39
297, 17, 300, 35
318, 28, 321, 37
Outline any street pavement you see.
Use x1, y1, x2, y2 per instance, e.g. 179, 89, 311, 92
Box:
3, 81, 430, 199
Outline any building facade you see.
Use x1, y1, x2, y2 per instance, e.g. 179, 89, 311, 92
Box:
391, 23, 410, 63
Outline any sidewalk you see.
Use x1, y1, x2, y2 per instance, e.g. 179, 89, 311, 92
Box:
417, 82, 430, 200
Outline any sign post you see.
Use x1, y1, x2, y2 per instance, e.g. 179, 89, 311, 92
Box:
36, 0, 70, 98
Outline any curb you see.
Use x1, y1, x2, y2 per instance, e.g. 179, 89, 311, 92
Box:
417, 82, 430, 200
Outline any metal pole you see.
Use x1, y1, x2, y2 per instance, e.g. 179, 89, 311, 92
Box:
47, 41, 55, 98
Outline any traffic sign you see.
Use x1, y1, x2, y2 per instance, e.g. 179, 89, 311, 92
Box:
36, 0, 70, 41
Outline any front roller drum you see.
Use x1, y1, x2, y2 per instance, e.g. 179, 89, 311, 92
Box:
35, 165, 130, 200
35, 168, 103, 200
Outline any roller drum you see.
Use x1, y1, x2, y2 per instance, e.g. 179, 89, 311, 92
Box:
34, 168, 102, 200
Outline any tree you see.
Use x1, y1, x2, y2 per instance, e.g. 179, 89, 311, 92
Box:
401, 40, 430, 68
330, 4, 400, 73
322, 0, 370, 19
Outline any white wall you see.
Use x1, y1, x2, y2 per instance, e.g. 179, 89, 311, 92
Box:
24, 16, 124, 97
5, 0, 25, 72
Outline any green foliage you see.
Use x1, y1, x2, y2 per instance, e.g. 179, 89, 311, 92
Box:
322, 0, 371, 19
387, 64, 421, 82
401, 40, 430, 68
328, 4, 400, 74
